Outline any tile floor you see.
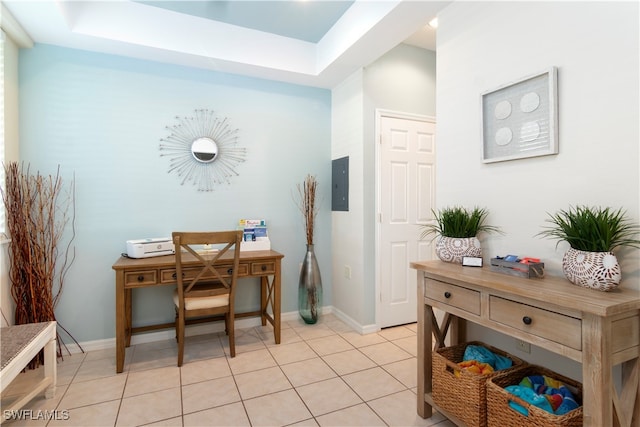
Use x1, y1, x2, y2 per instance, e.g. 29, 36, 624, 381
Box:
2, 314, 455, 427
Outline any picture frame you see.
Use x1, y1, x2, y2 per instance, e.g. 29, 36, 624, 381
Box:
481, 67, 558, 163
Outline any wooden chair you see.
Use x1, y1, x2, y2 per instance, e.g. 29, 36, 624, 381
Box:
172, 230, 242, 366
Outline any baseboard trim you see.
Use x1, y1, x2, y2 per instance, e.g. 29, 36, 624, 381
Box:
330, 307, 379, 335
61, 306, 343, 354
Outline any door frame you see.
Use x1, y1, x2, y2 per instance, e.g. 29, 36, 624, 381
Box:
374, 109, 436, 329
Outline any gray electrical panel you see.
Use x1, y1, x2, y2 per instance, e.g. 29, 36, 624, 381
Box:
332, 156, 349, 211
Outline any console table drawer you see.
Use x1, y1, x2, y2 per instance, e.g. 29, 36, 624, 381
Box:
489, 296, 582, 350
125, 270, 158, 287
425, 279, 480, 316
160, 264, 249, 283
251, 261, 276, 275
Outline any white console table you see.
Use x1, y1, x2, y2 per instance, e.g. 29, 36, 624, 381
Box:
1, 321, 57, 414
410, 260, 639, 427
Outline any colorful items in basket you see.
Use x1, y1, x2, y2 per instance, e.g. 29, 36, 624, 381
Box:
505, 375, 580, 416
456, 360, 494, 376
455, 345, 513, 377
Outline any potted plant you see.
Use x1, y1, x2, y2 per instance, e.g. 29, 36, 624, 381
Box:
537, 205, 640, 291
420, 206, 500, 264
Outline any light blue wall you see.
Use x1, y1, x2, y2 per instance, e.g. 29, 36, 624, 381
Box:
18, 44, 332, 342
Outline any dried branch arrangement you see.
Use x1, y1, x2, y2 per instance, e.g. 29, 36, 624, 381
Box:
1, 162, 80, 366
295, 175, 318, 246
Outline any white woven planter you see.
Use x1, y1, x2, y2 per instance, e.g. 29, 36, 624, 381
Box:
562, 247, 621, 292
435, 237, 481, 264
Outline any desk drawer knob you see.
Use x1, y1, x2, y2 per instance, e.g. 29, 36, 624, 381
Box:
522, 316, 532, 325
261, 265, 267, 271
137, 275, 144, 282
171, 273, 185, 279
444, 291, 451, 299
227, 268, 233, 275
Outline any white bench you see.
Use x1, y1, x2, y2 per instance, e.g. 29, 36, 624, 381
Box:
1, 321, 57, 414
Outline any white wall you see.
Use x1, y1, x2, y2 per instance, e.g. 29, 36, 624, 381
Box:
331, 43, 437, 330
364, 44, 437, 324
364, 43, 437, 116
1, 31, 19, 327
331, 69, 368, 329
436, 1, 639, 379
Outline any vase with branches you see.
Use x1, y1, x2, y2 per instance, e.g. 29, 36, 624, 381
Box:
295, 175, 322, 324
1, 162, 82, 366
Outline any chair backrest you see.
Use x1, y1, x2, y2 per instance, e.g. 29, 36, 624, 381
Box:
172, 230, 243, 303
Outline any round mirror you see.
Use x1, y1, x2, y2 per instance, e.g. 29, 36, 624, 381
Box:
191, 137, 218, 163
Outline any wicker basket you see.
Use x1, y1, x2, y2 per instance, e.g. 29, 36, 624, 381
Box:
432, 341, 525, 427
486, 364, 583, 427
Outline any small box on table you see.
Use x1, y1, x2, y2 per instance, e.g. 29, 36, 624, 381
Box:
490, 258, 544, 279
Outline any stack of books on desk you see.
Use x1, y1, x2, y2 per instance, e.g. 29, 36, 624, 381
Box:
238, 219, 271, 251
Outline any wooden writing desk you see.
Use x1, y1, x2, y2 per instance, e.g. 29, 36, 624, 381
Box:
411, 260, 640, 427
112, 250, 284, 373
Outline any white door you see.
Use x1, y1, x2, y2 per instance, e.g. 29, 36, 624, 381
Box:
377, 112, 436, 328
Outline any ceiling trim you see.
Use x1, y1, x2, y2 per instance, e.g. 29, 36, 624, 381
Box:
1, 3, 33, 48
3, 0, 449, 88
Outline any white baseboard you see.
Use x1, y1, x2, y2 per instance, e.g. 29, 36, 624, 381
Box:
61, 306, 345, 355
330, 306, 379, 335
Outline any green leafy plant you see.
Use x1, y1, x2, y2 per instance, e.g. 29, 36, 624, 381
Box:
420, 206, 500, 240
537, 205, 640, 252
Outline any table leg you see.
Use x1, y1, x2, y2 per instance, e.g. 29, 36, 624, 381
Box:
582, 313, 611, 426
260, 270, 280, 344
273, 259, 281, 344
260, 276, 268, 326
615, 357, 640, 427
44, 323, 57, 399
417, 271, 432, 419
125, 288, 132, 347
115, 271, 126, 373
621, 357, 640, 426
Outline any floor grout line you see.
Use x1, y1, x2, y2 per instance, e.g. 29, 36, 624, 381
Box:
2, 316, 455, 427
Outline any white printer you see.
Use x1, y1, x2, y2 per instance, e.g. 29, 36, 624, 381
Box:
126, 237, 175, 258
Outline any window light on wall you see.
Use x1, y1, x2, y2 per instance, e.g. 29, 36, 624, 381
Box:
0, 29, 5, 241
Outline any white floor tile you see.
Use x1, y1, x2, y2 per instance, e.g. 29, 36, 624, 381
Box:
295, 377, 362, 416
7, 320, 460, 426
183, 401, 250, 427
243, 389, 312, 426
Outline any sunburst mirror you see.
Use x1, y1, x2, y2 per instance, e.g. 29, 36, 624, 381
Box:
159, 109, 246, 191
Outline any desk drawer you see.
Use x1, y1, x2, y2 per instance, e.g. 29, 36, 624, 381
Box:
425, 279, 480, 316
160, 264, 248, 283
489, 296, 582, 350
125, 270, 158, 287
251, 261, 276, 275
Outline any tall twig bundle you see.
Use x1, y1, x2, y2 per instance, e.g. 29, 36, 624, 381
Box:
1, 162, 80, 365
296, 175, 318, 245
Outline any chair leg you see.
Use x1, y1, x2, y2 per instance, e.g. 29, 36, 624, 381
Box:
174, 308, 179, 342
224, 312, 229, 336
228, 311, 235, 358
177, 310, 185, 367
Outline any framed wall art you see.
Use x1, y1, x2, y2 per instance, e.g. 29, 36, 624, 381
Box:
159, 109, 246, 191
481, 67, 558, 163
